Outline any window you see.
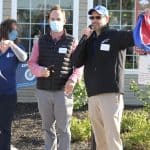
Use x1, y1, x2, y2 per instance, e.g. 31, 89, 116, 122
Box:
94, 0, 138, 70
0, 0, 3, 22
17, 0, 74, 55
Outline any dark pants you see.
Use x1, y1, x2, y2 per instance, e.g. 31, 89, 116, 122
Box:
0, 94, 17, 150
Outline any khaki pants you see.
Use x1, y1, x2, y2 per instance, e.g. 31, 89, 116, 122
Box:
88, 93, 124, 150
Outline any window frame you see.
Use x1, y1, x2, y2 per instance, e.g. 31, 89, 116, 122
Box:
0, 0, 3, 22
11, 0, 79, 51
87, 0, 93, 26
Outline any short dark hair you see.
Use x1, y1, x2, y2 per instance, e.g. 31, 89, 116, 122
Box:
0, 18, 17, 40
48, 5, 66, 19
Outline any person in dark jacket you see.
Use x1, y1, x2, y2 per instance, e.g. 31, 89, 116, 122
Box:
72, 5, 150, 150
0, 19, 27, 150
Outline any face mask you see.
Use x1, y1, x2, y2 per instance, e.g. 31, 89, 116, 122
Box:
8, 30, 18, 41
50, 21, 64, 32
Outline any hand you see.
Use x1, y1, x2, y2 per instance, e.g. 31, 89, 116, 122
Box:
144, 8, 150, 15
64, 79, 76, 94
82, 27, 93, 39
0, 40, 13, 53
41, 67, 50, 77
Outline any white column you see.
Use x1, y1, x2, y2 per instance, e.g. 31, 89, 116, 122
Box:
11, 0, 17, 19
0, 0, 3, 22
87, 0, 93, 26
73, 0, 79, 40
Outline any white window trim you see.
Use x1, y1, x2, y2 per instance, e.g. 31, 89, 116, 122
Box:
87, 0, 93, 26
73, 0, 79, 40
11, 0, 17, 19
125, 69, 138, 74
0, 0, 3, 22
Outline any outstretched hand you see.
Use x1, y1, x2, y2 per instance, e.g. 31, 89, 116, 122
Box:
144, 8, 150, 15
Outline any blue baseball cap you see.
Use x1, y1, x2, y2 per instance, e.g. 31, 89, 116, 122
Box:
133, 13, 150, 52
88, 5, 109, 16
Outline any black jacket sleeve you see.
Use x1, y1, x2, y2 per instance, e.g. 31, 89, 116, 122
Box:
72, 39, 87, 68
117, 30, 135, 50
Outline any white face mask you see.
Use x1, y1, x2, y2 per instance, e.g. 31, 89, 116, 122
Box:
50, 21, 64, 32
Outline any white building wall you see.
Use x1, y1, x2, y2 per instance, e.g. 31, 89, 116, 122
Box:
3, 0, 11, 19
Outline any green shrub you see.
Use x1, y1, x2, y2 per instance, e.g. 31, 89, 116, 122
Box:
70, 110, 150, 149
73, 80, 88, 110
121, 111, 150, 150
130, 80, 150, 111
71, 117, 91, 142
121, 110, 148, 133
128, 80, 150, 149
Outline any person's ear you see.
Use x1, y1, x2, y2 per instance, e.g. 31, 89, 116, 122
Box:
48, 14, 51, 23
106, 16, 110, 23
63, 18, 66, 25
48, 17, 51, 23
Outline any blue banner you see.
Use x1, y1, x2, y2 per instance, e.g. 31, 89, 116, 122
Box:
16, 63, 36, 88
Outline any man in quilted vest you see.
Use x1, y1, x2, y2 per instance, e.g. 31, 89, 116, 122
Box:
28, 5, 83, 150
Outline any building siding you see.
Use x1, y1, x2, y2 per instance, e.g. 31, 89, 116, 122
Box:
17, 74, 141, 106
17, 86, 37, 103
124, 74, 142, 106
78, 0, 87, 38
3, 0, 11, 19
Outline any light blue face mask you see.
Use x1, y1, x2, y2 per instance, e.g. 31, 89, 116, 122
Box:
8, 30, 18, 41
50, 21, 64, 32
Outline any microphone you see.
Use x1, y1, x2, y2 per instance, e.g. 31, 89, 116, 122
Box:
79, 25, 93, 44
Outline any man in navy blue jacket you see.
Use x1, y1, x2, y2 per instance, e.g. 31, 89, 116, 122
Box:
72, 5, 150, 150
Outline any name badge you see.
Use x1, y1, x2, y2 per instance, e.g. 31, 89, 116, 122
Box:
58, 48, 67, 54
100, 44, 110, 51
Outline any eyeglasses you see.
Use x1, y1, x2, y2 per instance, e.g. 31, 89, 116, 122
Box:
89, 16, 103, 20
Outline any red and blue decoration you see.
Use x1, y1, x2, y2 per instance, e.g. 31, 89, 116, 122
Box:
133, 13, 150, 52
